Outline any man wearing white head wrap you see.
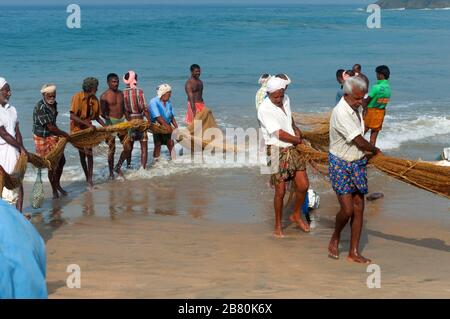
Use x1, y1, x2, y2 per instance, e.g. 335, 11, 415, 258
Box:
255, 74, 271, 111
33, 83, 70, 199
275, 73, 291, 87
0, 78, 7, 90
157, 83, 172, 99
149, 84, 178, 160
265, 76, 287, 94
0, 78, 27, 211
257, 77, 310, 238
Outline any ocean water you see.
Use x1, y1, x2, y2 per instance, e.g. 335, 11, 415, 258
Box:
0, 4, 449, 182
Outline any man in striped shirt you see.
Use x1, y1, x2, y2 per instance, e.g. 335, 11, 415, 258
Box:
115, 71, 151, 175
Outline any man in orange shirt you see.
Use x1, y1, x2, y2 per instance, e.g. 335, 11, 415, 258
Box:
70, 77, 106, 190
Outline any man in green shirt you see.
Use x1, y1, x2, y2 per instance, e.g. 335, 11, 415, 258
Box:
363, 65, 391, 146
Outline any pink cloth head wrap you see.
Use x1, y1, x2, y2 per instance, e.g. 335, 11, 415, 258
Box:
123, 70, 137, 89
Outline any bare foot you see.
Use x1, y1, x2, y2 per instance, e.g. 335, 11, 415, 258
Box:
87, 181, 94, 191
289, 214, 310, 233
115, 166, 124, 177
57, 186, 68, 196
273, 227, 285, 238
108, 174, 115, 181
328, 235, 339, 260
347, 253, 371, 264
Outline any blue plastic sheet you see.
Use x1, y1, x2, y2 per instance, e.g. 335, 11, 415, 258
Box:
0, 199, 47, 299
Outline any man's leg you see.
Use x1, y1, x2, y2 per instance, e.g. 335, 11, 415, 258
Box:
369, 130, 379, 146
86, 150, 94, 189
55, 155, 67, 196
328, 194, 354, 259
48, 168, 59, 199
274, 181, 286, 238
289, 170, 310, 232
115, 140, 131, 176
107, 136, 116, 179
78, 150, 88, 182
167, 139, 175, 160
348, 192, 371, 263
16, 184, 24, 212
153, 141, 162, 160
140, 139, 148, 169
127, 141, 134, 168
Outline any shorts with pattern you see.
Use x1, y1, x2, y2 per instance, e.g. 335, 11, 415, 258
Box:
267, 145, 306, 186
328, 152, 368, 195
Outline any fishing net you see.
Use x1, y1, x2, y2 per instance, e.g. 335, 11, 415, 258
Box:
30, 168, 44, 209
176, 107, 240, 153
1, 110, 448, 200
291, 112, 450, 199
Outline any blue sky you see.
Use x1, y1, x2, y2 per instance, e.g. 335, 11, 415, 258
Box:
0, 0, 374, 5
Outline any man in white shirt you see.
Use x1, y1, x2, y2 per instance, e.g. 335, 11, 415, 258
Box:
327, 76, 380, 264
258, 77, 310, 238
0, 78, 27, 212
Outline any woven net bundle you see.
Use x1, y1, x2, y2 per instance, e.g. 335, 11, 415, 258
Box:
0, 152, 28, 191
0, 111, 235, 194
176, 107, 240, 153
0, 120, 173, 192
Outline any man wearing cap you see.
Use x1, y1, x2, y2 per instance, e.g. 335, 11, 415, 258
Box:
0, 77, 27, 211
257, 76, 310, 238
33, 84, 71, 199
149, 84, 178, 161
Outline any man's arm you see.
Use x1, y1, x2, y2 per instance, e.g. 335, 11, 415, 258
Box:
100, 94, 110, 121
155, 116, 172, 130
171, 117, 178, 129
185, 81, 197, 117
95, 116, 106, 127
142, 107, 151, 123
362, 85, 377, 114
292, 117, 302, 137
70, 112, 95, 129
0, 126, 26, 153
362, 96, 372, 109
353, 135, 380, 154
47, 123, 70, 139
276, 130, 302, 145
15, 123, 24, 147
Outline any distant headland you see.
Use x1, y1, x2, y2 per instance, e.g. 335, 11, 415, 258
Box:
376, 0, 450, 9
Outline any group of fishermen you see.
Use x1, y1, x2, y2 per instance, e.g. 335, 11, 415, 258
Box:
256, 64, 391, 264
0, 64, 206, 211
1, 62, 393, 264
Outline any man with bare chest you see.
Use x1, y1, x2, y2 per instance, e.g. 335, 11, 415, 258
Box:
184, 64, 206, 124
100, 73, 125, 179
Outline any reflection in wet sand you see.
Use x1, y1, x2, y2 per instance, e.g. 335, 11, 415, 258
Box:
82, 191, 95, 217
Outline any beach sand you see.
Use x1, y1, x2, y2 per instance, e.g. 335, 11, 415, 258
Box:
27, 167, 450, 299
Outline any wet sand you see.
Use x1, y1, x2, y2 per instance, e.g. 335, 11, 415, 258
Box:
27, 167, 450, 298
